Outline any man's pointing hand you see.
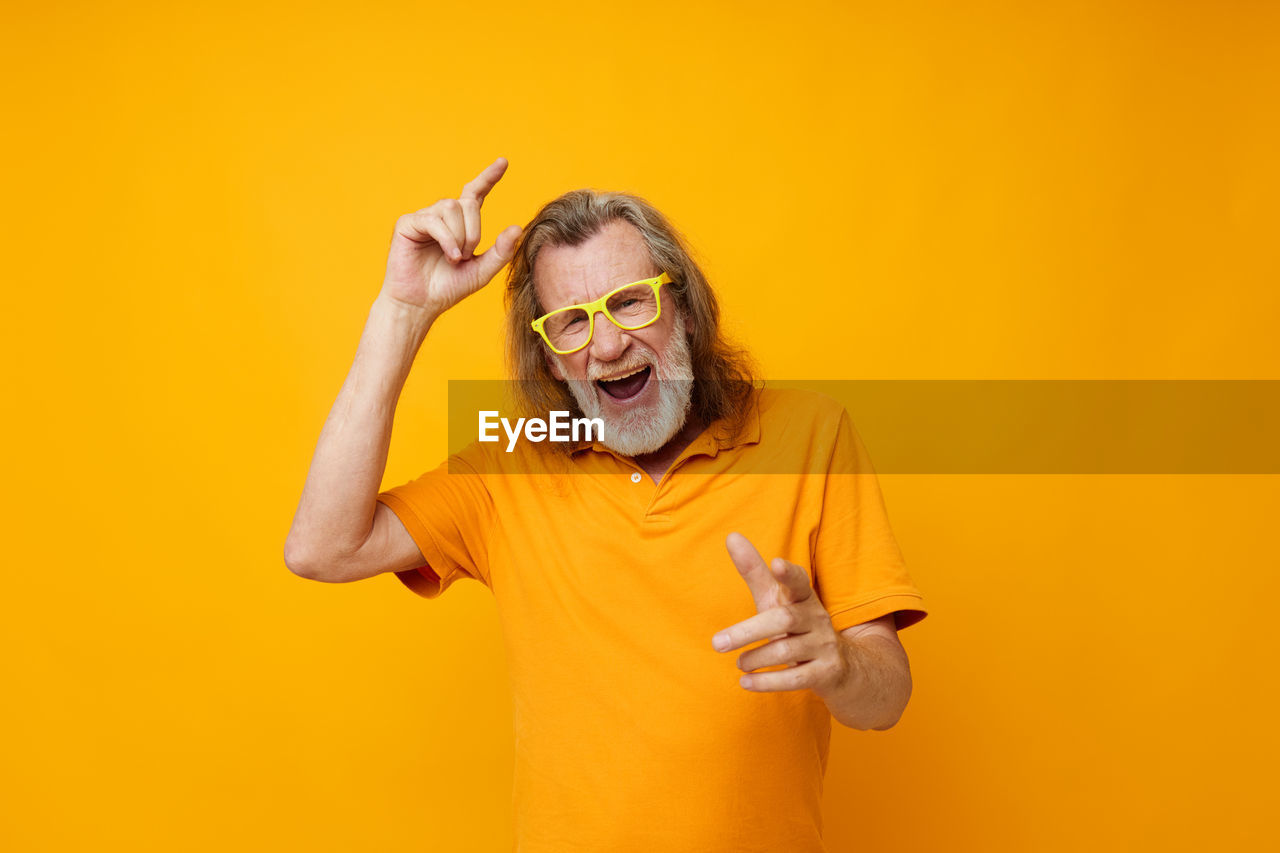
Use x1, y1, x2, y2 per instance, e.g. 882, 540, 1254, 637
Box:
712, 532, 851, 697
380, 157, 523, 318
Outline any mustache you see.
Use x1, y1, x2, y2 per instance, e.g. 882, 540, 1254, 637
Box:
584, 351, 656, 382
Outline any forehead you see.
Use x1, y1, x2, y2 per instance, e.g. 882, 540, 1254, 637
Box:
533, 220, 658, 310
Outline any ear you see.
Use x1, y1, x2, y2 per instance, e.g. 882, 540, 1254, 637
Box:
543, 349, 565, 381
677, 305, 695, 343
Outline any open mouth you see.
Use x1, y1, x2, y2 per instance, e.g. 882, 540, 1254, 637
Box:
596, 365, 652, 401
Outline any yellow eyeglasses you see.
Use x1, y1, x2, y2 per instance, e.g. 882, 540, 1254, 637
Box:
531, 272, 672, 355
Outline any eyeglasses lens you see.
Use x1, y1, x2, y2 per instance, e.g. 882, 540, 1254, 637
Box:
544, 284, 658, 352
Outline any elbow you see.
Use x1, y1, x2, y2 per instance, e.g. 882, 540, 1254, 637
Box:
868, 711, 905, 732
284, 538, 336, 582
843, 706, 907, 732
839, 667, 912, 732
838, 707, 903, 732
868, 672, 913, 731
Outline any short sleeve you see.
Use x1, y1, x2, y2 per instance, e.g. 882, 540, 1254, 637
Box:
812, 408, 927, 633
375, 451, 495, 599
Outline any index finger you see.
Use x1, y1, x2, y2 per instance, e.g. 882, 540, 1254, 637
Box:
725, 531, 776, 613
460, 157, 509, 204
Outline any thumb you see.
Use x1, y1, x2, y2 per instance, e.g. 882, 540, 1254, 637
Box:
769, 558, 814, 605
468, 223, 522, 285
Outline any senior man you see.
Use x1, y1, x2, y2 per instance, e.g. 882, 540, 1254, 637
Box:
284, 158, 927, 852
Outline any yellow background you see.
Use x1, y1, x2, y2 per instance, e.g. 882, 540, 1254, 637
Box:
4, 1, 1277, 850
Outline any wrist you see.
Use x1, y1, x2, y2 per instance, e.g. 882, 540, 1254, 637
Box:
372, 293, 439, 337
816, 635, 860, 703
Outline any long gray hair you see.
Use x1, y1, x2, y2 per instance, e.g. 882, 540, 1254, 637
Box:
504, 189, 756, 432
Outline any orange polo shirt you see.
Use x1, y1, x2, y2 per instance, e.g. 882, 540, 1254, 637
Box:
376, 387, 926, 853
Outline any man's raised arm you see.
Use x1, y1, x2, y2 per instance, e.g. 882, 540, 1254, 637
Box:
283, 158, 521, 583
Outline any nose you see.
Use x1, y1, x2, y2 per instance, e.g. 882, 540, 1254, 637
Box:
588, 311, 630, 362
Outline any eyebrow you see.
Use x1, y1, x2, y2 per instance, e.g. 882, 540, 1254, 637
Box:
542, 273, 662, 313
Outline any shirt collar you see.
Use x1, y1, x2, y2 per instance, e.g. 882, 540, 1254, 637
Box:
571, 386, 762, 463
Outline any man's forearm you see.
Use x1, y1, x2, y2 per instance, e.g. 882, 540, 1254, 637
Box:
817, 632, 913, 731
284, 296, 436, 576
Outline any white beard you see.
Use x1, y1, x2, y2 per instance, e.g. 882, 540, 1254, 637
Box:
564, 311, 695, 457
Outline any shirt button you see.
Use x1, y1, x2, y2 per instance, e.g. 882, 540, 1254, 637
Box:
630, 472, 642, 483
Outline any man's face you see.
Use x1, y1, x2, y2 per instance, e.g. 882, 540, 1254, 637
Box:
533, 220, 694, 456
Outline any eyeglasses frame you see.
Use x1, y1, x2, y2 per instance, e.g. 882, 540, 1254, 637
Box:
530, 272, 673, 355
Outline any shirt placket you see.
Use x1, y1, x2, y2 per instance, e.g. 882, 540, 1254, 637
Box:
585, 431, 725, 520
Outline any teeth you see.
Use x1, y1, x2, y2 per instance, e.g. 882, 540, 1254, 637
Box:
598, 366, 647, 383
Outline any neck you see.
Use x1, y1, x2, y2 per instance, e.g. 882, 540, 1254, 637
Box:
631, 413, 706, 483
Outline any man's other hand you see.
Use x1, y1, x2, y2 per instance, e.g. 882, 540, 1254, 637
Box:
711, 532, 851, 698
